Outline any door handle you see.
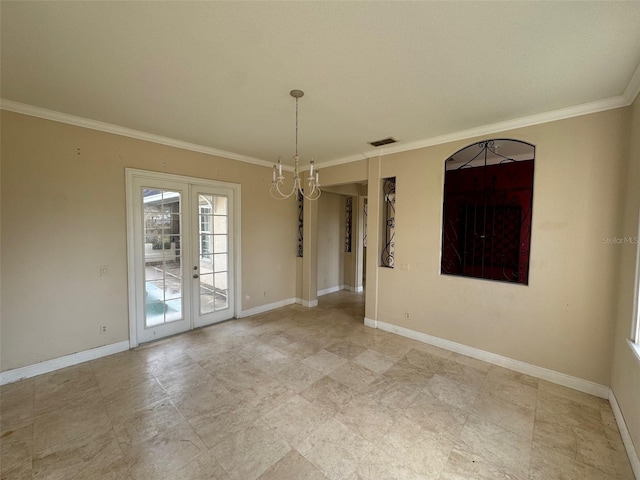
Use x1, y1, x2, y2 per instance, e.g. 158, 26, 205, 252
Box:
193, 274, 199, 279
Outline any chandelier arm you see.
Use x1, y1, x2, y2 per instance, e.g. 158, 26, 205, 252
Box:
270, 179, 297, 199
303, 183, 321, 201
271, 188, 295, 200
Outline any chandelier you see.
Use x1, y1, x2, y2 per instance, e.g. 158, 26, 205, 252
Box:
270, 90, 321, 200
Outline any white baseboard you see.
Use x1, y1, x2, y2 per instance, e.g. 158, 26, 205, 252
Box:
317, 285, 345, 297
0, 341, 130, 386
237, 297, 297, 318
364, 317, 377, 328
373, 319, 610, 399
609, 389, 640, 479
301, 299, 319, 308
344, 285, 364, 293
2, 295, 300, 385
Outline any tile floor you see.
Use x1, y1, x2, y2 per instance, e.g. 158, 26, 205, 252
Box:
0, 291, 635, 480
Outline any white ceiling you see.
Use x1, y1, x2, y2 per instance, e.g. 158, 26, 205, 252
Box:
2, 1, 640, 169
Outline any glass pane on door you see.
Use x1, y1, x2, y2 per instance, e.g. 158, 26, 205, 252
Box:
198, 194, 229, 314
143, 188, 183, 326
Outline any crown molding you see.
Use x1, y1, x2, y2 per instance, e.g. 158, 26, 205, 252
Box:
0, 99, 293, 171
319, 94, 631, 169
2, 85, 636, 174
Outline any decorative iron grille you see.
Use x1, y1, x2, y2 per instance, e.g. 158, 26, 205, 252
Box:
363, 201, 368, 248
297, 191, 303, 257
381, 177, 396, 268
345, 197, 353, 253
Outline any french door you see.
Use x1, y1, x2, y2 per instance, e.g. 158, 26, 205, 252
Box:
126, 170, 239, 345
191, 187, 234, 327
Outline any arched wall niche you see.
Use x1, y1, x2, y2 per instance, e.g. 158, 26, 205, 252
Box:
441, 139, 535, 285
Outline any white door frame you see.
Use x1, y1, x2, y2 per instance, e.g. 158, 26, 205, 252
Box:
125, 168, 242, 348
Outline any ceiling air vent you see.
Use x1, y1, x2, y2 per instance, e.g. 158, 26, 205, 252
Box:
369, 137, 397, 147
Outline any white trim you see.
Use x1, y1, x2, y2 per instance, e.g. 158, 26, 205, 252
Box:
301, 299, 319, 308
0, 99, 288, 171
318, 285, 345, 297
234, 192, 243, 323
125, 171, 138, 348
364, 317, 377, 328
624, 61, 640, 105
317, 95, 629, 169
373, 319, 610, 398
631, 209, 640, 345
609, 389, 640, 479
352, 286, 364, 293
628, 339, 640, 365
0, 341, 129, 386
236, 297, 297, 318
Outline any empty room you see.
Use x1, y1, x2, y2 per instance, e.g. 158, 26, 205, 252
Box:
1, 2, 640, 479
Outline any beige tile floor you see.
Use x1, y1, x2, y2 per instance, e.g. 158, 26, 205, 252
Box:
0, 291, 635, 480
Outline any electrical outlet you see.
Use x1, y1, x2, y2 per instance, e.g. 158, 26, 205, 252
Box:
99, 265, 109, 276
405, 311, 411, 320
100, 325, 108, 334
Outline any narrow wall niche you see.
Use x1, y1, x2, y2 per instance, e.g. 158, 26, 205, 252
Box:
345, 197, 353, 253
297, 191, 304, 257
382, 177, 396, 268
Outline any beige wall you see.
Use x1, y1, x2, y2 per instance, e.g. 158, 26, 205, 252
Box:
317, 192, 344, 293
371, 108, 629, 386
320, 159, 367, 187
2, 102, 638, 431
611, 94, 640, 459
0, 111, 297, 371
